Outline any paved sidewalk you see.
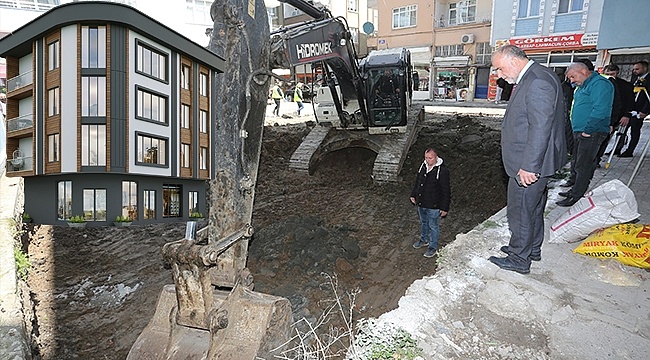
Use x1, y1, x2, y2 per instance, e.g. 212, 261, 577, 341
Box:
378, 118, 650, 358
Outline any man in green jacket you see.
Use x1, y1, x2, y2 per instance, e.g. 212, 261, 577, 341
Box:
557, 62, 613, 207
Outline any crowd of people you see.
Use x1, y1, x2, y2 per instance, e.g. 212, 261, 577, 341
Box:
411, 44, 648, 275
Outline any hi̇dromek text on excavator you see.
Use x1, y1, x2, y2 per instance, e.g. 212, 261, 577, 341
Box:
128, 1, 421, 358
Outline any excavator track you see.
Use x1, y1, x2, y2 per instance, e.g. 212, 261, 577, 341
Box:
289, 105, 423, 182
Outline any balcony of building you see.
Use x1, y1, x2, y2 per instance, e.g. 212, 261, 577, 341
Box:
6, 113, 34, 134
434, 0, 492, 29
6, 70, 34, 98
6, 150, 33, 174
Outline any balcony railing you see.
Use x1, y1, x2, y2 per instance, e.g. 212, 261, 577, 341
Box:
435, 12, 492, 28
7, 71, 33, 92
6, 114, 34, 132
7, 155, 33, 172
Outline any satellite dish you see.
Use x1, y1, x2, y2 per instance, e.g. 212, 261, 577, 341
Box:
362, 22, 375, 35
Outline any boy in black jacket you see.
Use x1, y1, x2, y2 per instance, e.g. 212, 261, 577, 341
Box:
410, 148, 451, 258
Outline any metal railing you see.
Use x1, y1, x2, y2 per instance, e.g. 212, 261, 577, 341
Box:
6, 114, 33, 132
7, 71, 33, 92
435, 12, 492, 28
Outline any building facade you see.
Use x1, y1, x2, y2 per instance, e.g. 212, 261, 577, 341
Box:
596, 0, 649, 80
373, 0, 493, 101
491, 0, 605, 99
0, 1, 224, 226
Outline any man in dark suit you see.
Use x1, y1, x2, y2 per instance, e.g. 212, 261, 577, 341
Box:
618, 60, 650, 157
489, 45, 567, 274
602, 64, 634, 157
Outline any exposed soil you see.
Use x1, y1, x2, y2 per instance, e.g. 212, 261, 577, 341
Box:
21, 112, 508, 359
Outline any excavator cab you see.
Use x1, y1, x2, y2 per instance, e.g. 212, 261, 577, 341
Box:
360, 48, 412, 134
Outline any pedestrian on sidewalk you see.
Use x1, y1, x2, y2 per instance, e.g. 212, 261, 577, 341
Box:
294, 82, 305, 116
489, 45, 566, 274
270, 81, 284, 117
410, 148, 450, 258
557, 62, 613, 207
601, 64, 634, 158
617, 61, 650, 158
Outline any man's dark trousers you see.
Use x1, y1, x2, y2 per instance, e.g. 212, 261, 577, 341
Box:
569, 132, 608, 197
506, 177, 548, 266
620, 117, 643, 155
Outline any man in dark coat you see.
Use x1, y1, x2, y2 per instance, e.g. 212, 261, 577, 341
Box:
602, 64, 634, 157
489, 45, 567, 274
618, 60, 650, 157
410, 148, 450, 258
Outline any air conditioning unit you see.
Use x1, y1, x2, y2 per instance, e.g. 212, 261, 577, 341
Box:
461, 33, 475, 44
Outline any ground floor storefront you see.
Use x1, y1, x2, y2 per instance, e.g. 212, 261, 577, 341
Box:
24, 173, 207, 226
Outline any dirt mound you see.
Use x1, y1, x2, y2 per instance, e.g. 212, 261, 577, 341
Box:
22, 114, 507, 359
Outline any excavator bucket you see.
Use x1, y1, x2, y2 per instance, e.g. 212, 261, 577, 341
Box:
128, 0, 295, 358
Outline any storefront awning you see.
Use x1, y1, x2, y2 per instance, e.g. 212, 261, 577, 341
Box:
607, 46, 650, 55
408, 46, 432, 66
432, 56, 471, 67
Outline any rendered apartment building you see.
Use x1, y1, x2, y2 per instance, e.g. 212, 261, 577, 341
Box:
0, 1, 224, 226
372, 0, 494, 101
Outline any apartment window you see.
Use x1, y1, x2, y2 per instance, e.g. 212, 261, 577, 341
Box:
475, 42, 493, 64
136, 87, 167, 124
57, 180, 72, 220
136, 41, 168, 82
181, 104, 190, 128
48, 133, 60, 162
518, 0, 541, 18
144, 190, 156, 219
558, 0, 583, 14
449, 0, 476, 26
81, 26, 106, 68
435, 44, 465, 57
186, 0, 212, 24
200, 147, 208, 170
181, 65, 190, 89
348, 0, 357, 12
188, 191, 199, 215
163, 185, 181, 218
200, 110, 208, 133
48, 87, 59, 116
181, 143, 190, 168
199, 72, 208, 96
392, 5, 417, 29
48, 41, 59, 71
81, 124, 107, 166
122, 181, 138, 220
137, 134, 167, 166
83, 188, 107, 221
82, 76, 106, 116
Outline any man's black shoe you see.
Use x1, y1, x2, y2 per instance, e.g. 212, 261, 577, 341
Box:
617, 152, 633, 158
560, 180, 574, 187
500, 246, 541, 261
488, 256, 530, 274
556, 197, 580, 207
558, 191, 571, 197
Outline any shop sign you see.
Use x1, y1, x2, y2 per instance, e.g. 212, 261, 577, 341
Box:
509, 33, 598, 50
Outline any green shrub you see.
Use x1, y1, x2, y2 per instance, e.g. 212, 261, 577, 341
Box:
14, 246, 31, 281
190, 212, 204, 219
22, 213, 31, 220
114, 215, 132, 222
68, 215, 86, 223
